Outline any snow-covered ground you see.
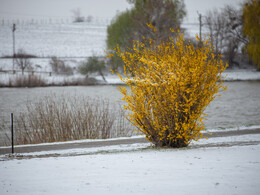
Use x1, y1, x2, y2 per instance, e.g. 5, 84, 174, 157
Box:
98, 69, 260, 83
0, 68, 260, 86
1, 23, 259, 86
1, 132, 260, 195
222, 69, 260, 81
0, 23, 107, 58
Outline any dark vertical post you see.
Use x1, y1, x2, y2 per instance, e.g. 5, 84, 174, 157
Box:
197, 12, 202, 47
11, 113, 14, 154
199, 14, 202, 41
12, 24, 16, 74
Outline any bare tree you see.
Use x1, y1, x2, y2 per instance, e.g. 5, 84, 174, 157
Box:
72, 8, 84, 23
222, 6, 248, 66
49, 56, 73, 75
86, 15, 93, 23
204, 9, 227, 56
15, 49, 32, 75
203, 5, 248, 67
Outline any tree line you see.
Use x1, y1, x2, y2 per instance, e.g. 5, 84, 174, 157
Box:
103, 0, 260, 70
203, 1, 259, 69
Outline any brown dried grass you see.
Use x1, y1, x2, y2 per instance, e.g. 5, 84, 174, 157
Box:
4, 95, 134, 145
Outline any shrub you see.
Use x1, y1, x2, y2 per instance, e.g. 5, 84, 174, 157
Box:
8, 75, 46, 87
108, 26, 227, 148
72, 8, 85, 23
3, 95, 133, 145
15, 49, 33, 75
78, 56, 107, 82
49, 57, 73, 75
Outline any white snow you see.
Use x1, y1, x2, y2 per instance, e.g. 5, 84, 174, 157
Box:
1, 69, 259, 86
1, 23, 260, 86
99, 69, 260, 84
0, 135, 145, 149
222, 69, 260, 81
0, 134, 259, 158
0, 23, 107, 58
1, 125, 259, 150
205, 125, 260, 133
1, 133, 260, 195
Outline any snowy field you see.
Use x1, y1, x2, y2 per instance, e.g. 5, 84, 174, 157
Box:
0, 23, 107, 58
1, 23, 260, 86
1, 132, 260, 195
222, 69, 260, 81
0, 69, 259, 86
0, 23, 108, 85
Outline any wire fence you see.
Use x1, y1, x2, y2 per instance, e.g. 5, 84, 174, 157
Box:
0, 69, 52, 76
0, 17, 113, 26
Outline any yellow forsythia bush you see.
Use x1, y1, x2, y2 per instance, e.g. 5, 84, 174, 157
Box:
108, 26, 227, 148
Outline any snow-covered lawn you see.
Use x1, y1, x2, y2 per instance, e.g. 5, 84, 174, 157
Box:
222, 69, 260, 81
0, 23, 107, 58
1, 68, 260, 87
1, 133, 260, 195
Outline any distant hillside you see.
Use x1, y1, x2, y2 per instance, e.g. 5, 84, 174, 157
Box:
0, 23, 107, 58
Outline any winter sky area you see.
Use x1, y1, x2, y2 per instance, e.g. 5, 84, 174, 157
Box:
0, 0, 245, 22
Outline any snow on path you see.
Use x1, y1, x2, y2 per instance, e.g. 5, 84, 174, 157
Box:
222, 69, 260, 81
1, 127, 260, 158
0, 133, 260, 194
0, 127, 260, 157
0, 143, 259, 195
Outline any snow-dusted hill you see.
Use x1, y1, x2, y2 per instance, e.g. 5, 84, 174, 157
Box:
0, 23, 107, 58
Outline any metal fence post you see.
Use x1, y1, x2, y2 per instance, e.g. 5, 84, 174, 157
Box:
11, 113, 14, 154
12, 24, 16, 74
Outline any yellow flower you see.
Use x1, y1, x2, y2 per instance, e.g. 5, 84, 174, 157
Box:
107, 25, 227, 148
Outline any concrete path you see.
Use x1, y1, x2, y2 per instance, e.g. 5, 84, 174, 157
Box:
1, 128, 260, 155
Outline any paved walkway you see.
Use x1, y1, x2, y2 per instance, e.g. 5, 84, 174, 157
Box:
1, 128, 260, 155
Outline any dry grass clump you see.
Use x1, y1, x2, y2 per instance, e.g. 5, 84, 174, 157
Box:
4, 95, 134, 145
50, 56, 74, 75
6, 75, 46, 87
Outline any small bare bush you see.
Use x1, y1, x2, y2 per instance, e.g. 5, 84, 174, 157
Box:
15, 49, 33, 74
72, 8, 85, 23
4, 95, 134, 145
79, 56, 107, 82
7, 75, 46, 87
50, 57, 73, 75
